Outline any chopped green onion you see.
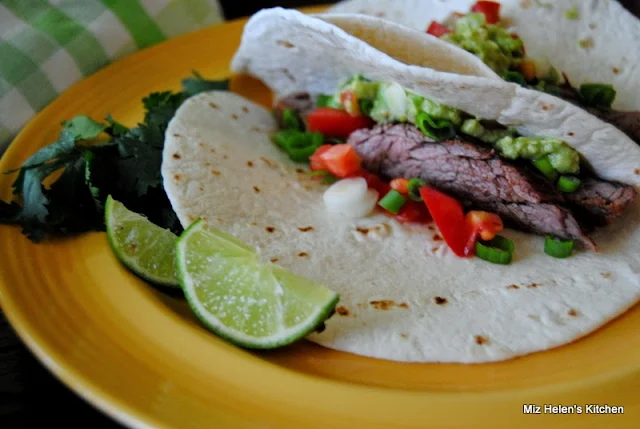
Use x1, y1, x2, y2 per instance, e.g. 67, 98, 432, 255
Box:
503, 71, 526, 86
475, 235, 515, 265
378, 189, 407, 215
316, 94, 333, 108
532, 156, 559, 182
272, 130, 324, 162
358, 99, 374, 116
282, 108, 301, 130
415, 112, 456, 141
544, 236, 574, 258
579, 83, 616, 109
307, 170, 339, 185
407, 178, 428, 201
557, 175, 581, 193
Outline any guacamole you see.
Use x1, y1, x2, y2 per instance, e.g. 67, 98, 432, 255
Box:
441, 13, 523, 76
330, 75, 580, 175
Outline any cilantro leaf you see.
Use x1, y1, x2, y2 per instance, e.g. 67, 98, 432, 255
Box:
61, 115, 107, 140
182, 71, 230, 97
105, 114, 129, 137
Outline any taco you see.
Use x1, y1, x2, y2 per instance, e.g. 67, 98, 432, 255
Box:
328, 0, 640, 143
162, 8, 640, 363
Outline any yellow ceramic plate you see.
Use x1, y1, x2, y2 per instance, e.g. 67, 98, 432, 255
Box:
1, 8, 639, 429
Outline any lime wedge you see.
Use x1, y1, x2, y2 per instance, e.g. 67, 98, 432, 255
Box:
176, 219, 339, 349
104, 195, 179, 288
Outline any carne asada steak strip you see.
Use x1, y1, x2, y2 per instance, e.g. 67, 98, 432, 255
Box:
348, 124, 602, 249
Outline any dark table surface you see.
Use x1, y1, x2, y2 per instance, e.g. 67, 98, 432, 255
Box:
2, 1, 640, 427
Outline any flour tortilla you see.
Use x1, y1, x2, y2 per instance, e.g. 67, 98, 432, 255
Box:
161, 91, 640, 364
328, 0, 640, 111
230, 8, 640, 185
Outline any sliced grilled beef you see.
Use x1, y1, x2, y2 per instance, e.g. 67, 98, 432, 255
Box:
274, 92, 313, 129
565, 177, 637, 226
348, 123, 597, 249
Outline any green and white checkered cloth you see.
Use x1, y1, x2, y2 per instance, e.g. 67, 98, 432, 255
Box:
0, 0, 223, 153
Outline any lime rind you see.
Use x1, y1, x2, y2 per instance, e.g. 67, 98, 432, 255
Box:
176, 219, 339, 349
105, 195, 180, 288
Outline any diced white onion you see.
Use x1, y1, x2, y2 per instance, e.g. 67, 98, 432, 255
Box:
323, 178, 379, 218
383, 82, 408, 119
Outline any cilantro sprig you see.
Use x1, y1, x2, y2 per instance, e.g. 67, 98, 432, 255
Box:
0, 72, 229, 242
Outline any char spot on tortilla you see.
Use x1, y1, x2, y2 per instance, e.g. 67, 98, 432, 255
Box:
568, 132, 575, 136
528, 314, 540, 321
507, 284, 520, 290
356, 226, 370, 234
251, 126, 262, 132
261, 157, 277, 168
434, 296, 448, 305
475, 335, 490, 345
251, 222, 257, 226
198, 142, 205, 147
172, 153, 181, 159
400, 333, 408, 339
173, 174, 181, 181
297, 251, 308, 257
295, 168, 305, 173
209, 102, 218, 109
231, 114, 239, 120
223, 154, 229, 159
298, 226, 314, 232
579, 37, 594, 49
217, 217, 223, 223
370, 300, 408, 310
276, 40, 295, 48
265, 226, 276, 233
247, 161, 254, 167
187, 215, 195, 222
520, 0, 532, 8
589, 22, 597, 29
241, 106, 249, 113
431, 246, 440, 252
211, 170, 221, 176
433, 234, 443, 241
612, 67, 621, 74
541, 104, 551, 111
601, 272, 612, 279
427, 225, 436, 231
527, 283, 540, 288
204, 162, 211, 166
172, 133, 181, 137
253, 186, 260, 193
199, 185, 204, 192
568, 309, 579, 317
634, 168, 640, 175
270, 257, 279, 263
336, 306, 350, 316
281, 68, 296, 83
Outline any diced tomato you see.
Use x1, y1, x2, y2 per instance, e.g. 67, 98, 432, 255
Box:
307, 108, 374, 140
339, 90, 360, 116
390, 178, 409, 195
316, 144, 362, 178
426, 21, 452, 37
395, 200, 432, 224
419, 186, 471, 257
309, 144, 333, 171
464, 210, 503, 255
471, 1, 501, 24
